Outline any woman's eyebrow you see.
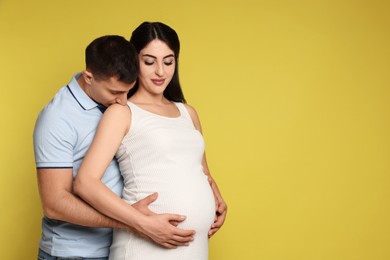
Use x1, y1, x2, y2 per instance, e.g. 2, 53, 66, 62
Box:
142, 54, 175, 59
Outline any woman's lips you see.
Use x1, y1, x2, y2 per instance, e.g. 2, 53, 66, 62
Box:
151, 79, 165, 86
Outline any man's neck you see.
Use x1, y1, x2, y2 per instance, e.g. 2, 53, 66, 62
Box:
77, 75, 89, 96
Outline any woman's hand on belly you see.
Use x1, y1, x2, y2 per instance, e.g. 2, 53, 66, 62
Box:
207, 175, 228, 238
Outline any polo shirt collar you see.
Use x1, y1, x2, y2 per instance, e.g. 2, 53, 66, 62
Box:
67, 73, 100, 111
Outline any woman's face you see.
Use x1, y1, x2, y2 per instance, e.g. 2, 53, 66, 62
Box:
138, 39, 176, 96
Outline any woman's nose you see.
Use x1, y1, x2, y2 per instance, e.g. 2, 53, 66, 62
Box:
155, 63, 164, 77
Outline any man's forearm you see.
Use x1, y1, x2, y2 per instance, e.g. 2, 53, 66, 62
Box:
44, 191, 125, 229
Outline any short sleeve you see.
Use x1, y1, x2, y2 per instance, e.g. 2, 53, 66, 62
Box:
33, 107, 75, 168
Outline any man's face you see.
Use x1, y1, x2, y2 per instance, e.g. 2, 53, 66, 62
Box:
84, 72, 135, 107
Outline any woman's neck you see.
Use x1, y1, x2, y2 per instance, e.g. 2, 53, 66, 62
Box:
129, 90, 169, 105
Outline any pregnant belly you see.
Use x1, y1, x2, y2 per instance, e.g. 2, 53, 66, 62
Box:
123, 169, 216, 232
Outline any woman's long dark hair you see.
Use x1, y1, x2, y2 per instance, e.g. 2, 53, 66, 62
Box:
128, 22, 186, 103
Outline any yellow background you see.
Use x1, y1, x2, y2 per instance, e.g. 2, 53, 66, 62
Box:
1, 0, 389, 259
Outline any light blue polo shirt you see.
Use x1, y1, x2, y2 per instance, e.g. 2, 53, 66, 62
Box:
33, 73, 123, 258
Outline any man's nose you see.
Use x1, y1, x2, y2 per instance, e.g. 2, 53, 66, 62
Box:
115, 93, 128, 105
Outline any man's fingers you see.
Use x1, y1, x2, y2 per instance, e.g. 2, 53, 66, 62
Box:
131, 193, 159, 215
165, 234, 194, 246
172, 226, 196, 237
165, 214, 196, 233
141, 192, 158, 205
142, 213, 197, 248
167, 241, 190, 247
164, 214, 196, 238
165, 214, 186, 223
169, 220, 180, 227
156, 229, 195, 248
161, 242, 177, 249
161, 239, 191, 249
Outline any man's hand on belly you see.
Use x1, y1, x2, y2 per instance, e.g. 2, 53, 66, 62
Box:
131, 192, 197, 248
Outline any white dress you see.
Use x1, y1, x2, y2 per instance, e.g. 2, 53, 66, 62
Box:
109, 101, 216, 260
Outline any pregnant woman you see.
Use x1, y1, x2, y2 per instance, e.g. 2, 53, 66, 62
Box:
75, 22, 226, 260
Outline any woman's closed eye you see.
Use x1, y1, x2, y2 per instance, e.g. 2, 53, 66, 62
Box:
143, 60, 174, 66
144, 60, 154, 65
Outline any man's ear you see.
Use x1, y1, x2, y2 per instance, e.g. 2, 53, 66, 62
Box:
82, 70, 93, 85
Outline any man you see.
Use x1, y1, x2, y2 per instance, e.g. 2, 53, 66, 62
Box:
33, 35, 195, 259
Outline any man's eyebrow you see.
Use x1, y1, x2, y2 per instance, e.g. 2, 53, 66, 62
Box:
109, 89, 128, 93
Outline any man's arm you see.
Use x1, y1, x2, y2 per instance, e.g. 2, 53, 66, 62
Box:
37, 168, 181, 240
37, 168, 126, 229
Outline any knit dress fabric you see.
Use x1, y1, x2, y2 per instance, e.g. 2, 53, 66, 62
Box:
109, 101, 216, 260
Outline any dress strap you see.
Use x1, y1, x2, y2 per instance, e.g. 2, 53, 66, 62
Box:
175, 102, 191, 120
